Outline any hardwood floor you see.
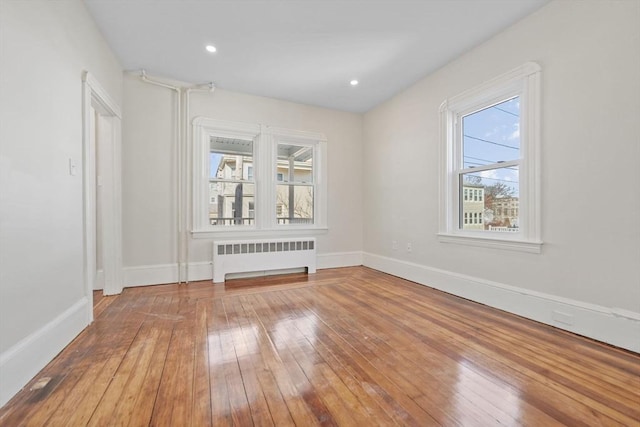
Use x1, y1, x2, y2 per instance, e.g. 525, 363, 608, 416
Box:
1, 267, 639, 426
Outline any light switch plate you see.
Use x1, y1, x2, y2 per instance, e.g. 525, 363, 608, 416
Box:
69, 158, 78, 176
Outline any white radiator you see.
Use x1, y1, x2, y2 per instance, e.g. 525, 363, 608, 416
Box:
212, 238, 316, 283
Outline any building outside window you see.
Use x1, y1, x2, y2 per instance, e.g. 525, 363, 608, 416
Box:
462, 183, 484, 230
276, 142, 314, 225
208, 137, 255, 226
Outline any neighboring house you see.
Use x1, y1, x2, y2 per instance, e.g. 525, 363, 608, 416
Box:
461, 184, 520, 231
461, 184, 485, 230
209, 155, 255, 225
490, 196, 519, 230
209, 155, 313, 225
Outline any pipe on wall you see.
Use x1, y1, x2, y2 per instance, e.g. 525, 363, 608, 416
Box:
138, 71, 183, 283
137, 70, 214, 284
184, 84, 215, 282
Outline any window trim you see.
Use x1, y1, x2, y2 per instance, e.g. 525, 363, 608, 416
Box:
192, 117, 327, 238
271, 126, 327, 229
438, 62, 542, 253
192, 117, 260, 233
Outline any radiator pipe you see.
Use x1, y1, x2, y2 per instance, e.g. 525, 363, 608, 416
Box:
139, 70, 184, 283
138, 70, 215, 284
183, 83, 215, 283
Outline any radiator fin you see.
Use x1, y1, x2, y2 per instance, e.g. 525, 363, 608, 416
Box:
217, 240, 314, 255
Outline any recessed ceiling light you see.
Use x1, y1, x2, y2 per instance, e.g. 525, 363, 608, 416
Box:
350, 79, 359, 86
205, 45, 217, 53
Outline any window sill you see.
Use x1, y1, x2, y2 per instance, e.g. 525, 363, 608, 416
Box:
437, 233, 542, 253
192, 227, 328, 240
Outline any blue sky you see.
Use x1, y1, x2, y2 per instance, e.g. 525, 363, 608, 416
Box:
462, 97, 520, 196
209, 153, 222, 178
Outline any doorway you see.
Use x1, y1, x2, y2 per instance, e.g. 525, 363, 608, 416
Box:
82, 72, 123, 322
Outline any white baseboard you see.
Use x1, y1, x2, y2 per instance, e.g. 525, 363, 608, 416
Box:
187, 262, 214, 282
124, 252, 363, 288
94, 269, 104, 290
317, 251, 363, 269
123, 262, 212, 287
123, 263, 176, 287
0, 297, 90, 407
363, 252, 640, 353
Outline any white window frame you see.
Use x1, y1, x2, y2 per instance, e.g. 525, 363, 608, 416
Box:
192, 117, 327, 239
192, 118, 260, 233
271, 127, 327, 230
438, 62, 542, 253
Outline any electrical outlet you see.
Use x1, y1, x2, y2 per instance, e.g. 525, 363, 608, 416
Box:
407, 242, 412, 252
392, 240, 398, 250
68, 158, 78, 176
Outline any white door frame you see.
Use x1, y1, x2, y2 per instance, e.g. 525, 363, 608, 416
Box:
82, 71, 123, 322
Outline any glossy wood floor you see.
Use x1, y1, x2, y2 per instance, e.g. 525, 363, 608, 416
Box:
1, 267, 639, 426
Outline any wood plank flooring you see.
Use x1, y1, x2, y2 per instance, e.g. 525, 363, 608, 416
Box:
1, 267, 639, 426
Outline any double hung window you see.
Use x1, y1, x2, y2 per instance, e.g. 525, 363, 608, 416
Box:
438, 63, 542, 252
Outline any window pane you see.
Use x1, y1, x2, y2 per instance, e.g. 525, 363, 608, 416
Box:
460, 167, 519, 232
276, 184, 313, 224
277, 143, 313, 183
209, 137, 253, 180
462, 97, 520, 169
209, 182, 255, 226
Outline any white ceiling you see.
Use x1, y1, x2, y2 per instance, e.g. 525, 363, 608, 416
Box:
84, 0, 548, 113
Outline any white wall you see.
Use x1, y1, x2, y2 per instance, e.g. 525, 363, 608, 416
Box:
122, 75, 363, 284
363, 0, 640, 351
0, 0, 122, 406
